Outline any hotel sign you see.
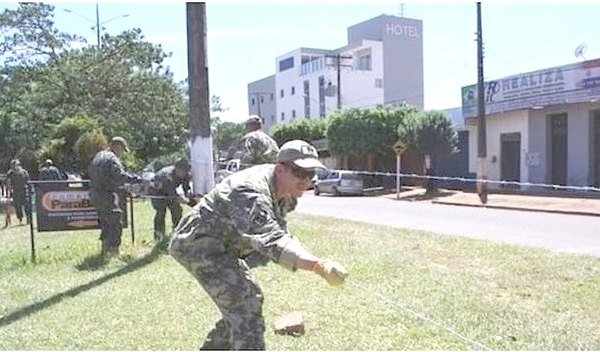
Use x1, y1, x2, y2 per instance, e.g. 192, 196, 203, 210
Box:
462, 59, 600, 118
385, 23, 420, 38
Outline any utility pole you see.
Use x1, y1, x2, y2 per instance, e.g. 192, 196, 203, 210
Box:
95, 3, 100, 47
64, 3, 129, 48
187, 2, 214, 195
476, 2, 487, 204
325, 53, 352, 110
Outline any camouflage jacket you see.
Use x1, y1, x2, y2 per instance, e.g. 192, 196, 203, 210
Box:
239, 130, 279, 167
6, 166, 30, 196
39, 166, 63, 181
170, 164, 303, 265
88, 149, 141, 194
151, 165, 191, 197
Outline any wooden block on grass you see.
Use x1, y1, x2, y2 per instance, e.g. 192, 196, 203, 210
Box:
273, 311, 305, 336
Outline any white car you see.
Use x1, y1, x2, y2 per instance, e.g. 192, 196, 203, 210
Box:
215, 158, 240, 183
313, 170, 364, 196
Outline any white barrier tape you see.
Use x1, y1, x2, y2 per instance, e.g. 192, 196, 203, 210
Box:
135, 194, 183, 200
337, 170, 600, 193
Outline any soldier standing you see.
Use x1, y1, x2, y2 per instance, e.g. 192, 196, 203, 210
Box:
238, 115, 279, 168
149, 159, 194, 240
88, 137, 142, 258
6, 159, 30, 225
169, 140, 348, 350
38, 159, 64, 181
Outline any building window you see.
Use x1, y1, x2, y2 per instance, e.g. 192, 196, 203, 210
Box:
292, 110, 296, 118
271, 115, 275, 123
291, 86, 295, 95
356, 48, 372, 71
251, 98, 255, 105
280, 89, 284, 98
375, 78, 383, 88
270, 93, 274, 100
279, 57, 294, 72
260, 96, 264, 103
281, 112, 285, 121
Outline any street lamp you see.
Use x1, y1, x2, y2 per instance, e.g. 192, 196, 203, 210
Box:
64, 3, 130, 47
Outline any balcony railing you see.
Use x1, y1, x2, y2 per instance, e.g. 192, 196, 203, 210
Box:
300, 58, 325, 76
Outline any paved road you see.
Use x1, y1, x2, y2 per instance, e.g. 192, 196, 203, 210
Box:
295, 193, 600, 257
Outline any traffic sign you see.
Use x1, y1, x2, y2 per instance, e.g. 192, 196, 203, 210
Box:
393, 139, 407, 155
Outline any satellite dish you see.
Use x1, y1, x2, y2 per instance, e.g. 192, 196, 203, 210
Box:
574, 43, 587, 60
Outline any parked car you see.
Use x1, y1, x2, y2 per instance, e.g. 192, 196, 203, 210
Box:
215, 158, 240, 183
313, 170, 364, 196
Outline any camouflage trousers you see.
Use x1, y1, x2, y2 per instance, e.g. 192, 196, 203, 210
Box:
91, 191, 124, 255
12, 191, 30, 222
151, 197, 182, 240
169, 235, 266, 350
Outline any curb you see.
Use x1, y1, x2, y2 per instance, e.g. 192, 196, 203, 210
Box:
431, 199, 600, 217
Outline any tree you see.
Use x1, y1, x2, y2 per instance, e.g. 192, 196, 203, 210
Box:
213, 121, 244, 159
397, 110, 459, 193
74, 129, 108, 177
271, 118, 328, 146
327, 104, 419, 169
38, 114, 103, 172
0, 3, 188, 172
397, 110, 458, 159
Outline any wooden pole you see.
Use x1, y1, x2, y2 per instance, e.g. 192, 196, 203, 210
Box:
187, 2, 214, 195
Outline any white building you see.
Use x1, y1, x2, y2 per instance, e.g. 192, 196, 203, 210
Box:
248, 14, 424, 133
462, 58, 600, 189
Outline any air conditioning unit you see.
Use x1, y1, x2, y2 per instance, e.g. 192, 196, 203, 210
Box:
325, 85, 337, 97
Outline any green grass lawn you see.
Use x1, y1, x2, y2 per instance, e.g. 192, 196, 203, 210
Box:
1, 200, 599, 350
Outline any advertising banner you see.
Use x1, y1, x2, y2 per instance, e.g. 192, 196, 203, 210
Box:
35, 181, 127, 232
462, 58, 600, 118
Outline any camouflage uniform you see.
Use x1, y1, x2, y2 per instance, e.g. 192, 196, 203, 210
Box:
39, 165, 63, 181
169, 164, 306, 350
6, 165, 30, 223
88, 149, 141, 254
150, 165, 191, 239
239, 130, 279, 168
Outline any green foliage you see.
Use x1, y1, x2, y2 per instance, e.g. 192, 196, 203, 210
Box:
327, 104, 419, 156
0, 3, 188, 173
38, 114, 101, 172
0, 3, 84, 66
213, 120, 244, 158
270, 118, 328, 146
74, 129, 108, 175
397, 110, 459, 158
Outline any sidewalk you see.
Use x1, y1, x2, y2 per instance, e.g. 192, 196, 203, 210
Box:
376, 187, 600, 217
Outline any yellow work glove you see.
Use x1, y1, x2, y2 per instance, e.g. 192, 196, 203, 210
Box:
313, 259, 348, 286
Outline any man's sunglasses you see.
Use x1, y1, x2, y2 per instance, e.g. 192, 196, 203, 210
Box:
286, 164, 316, 180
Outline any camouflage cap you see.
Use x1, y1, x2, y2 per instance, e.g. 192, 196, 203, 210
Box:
276, 140, 326, 170
245, 115, 262, 126
110, 136, 130, 152
175, 158, 191, 171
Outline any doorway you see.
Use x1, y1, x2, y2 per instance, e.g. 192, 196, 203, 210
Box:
593, 112, 600, 187
550, 114, 567, 186
501, 133, 521, 189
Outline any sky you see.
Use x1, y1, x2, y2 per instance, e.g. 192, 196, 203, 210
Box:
1, 1, 599, 123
